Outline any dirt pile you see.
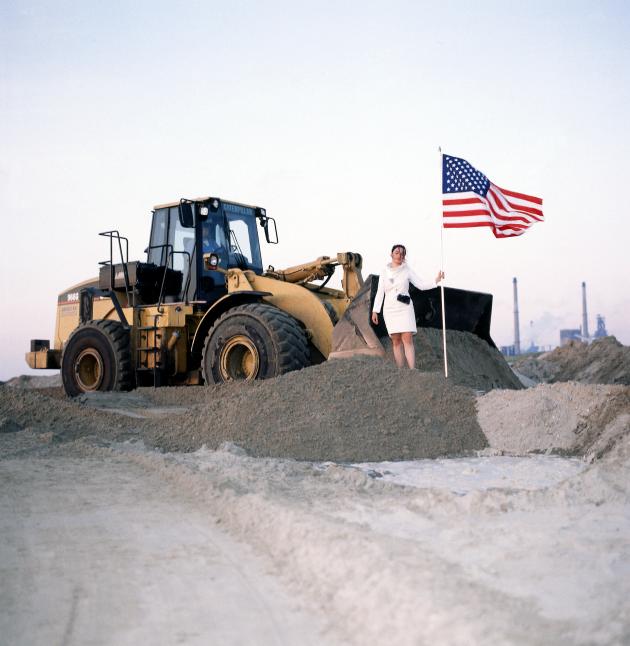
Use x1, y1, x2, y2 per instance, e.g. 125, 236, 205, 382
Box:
142, 356, 487, 460
381, 328, 522, 391
0, 357, 487, 461
514, 336, 630, 385
0, 384, 150, 459
3, 334, 628, 462
477, 382, 630, 459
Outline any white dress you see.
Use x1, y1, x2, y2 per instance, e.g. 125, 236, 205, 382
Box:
372, 262, 436, 335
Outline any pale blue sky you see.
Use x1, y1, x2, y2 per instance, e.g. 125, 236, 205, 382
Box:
1, 0, 629, 379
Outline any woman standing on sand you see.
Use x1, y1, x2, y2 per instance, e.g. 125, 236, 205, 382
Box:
371, 244, 444, 369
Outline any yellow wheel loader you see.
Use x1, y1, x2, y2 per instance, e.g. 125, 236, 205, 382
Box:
25, 196, 495, 397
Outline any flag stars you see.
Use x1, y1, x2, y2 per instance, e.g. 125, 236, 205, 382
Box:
442, 154, 490, 196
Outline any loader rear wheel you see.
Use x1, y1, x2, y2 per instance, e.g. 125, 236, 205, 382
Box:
202, 303, 309, 384
61, 320, 133, 397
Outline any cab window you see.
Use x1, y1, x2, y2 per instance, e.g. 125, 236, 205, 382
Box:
148, 208, 169, 265
224, 205, 262, 272
168, 207, 194, 287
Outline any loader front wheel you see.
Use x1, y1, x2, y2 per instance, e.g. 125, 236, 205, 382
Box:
61, 320, 133, 397
202, 303, 309, 384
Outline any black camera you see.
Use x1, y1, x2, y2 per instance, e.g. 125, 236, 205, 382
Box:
397, 294, 411, 304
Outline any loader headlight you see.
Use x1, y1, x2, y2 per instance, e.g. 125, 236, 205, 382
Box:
203, 252, 220, 271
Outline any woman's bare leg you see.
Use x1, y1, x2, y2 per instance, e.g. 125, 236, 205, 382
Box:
391, 333, 405, 368
401, 332, 415, 369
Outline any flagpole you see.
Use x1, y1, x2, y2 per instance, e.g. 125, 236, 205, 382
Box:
438, 146, 448, 378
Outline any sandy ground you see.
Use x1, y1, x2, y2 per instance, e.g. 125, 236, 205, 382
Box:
1, 435, 629, 645
2, 342, 629, 645
0, 454, 334, 646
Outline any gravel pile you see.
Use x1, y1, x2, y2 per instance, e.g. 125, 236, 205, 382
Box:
2, 332, 628, 463
0, 357, 488, 461
142, 356, 487, 460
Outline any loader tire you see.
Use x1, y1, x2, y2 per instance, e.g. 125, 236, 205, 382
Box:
202, 303, 309, 384
61, 320, 133, 397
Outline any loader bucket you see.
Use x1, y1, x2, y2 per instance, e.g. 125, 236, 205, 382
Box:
329, 274, 495, 359
329, 278, 387, 359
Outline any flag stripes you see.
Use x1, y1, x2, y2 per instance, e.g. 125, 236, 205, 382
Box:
442, 155, 543, 238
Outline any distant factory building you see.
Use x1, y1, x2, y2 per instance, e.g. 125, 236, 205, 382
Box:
593, 315, 608, 338
500, 345, 517, 356
560, 329, 581, 346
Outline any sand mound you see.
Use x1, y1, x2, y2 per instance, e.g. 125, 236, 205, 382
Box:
514, 336, 630, 385
2, 341, 628, 462
381, 328, 522, 391
1, 357, 488, 461
477, 382, 630, 458
0, 384, 136, 442
142, 356, 488, 460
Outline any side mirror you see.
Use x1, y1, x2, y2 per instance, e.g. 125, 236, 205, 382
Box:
257, 215, 278, 244
179, 201, 195, 228
255, 207, 278, 245
264, 217, 278, 244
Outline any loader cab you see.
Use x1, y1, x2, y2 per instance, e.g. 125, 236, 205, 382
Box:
146, 197, 272, 305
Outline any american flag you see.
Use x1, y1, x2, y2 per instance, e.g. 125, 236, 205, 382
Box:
442, 154, 544, 238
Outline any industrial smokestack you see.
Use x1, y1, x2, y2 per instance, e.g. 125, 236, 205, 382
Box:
581, 281, 589, 340
513, 277, 521, 355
